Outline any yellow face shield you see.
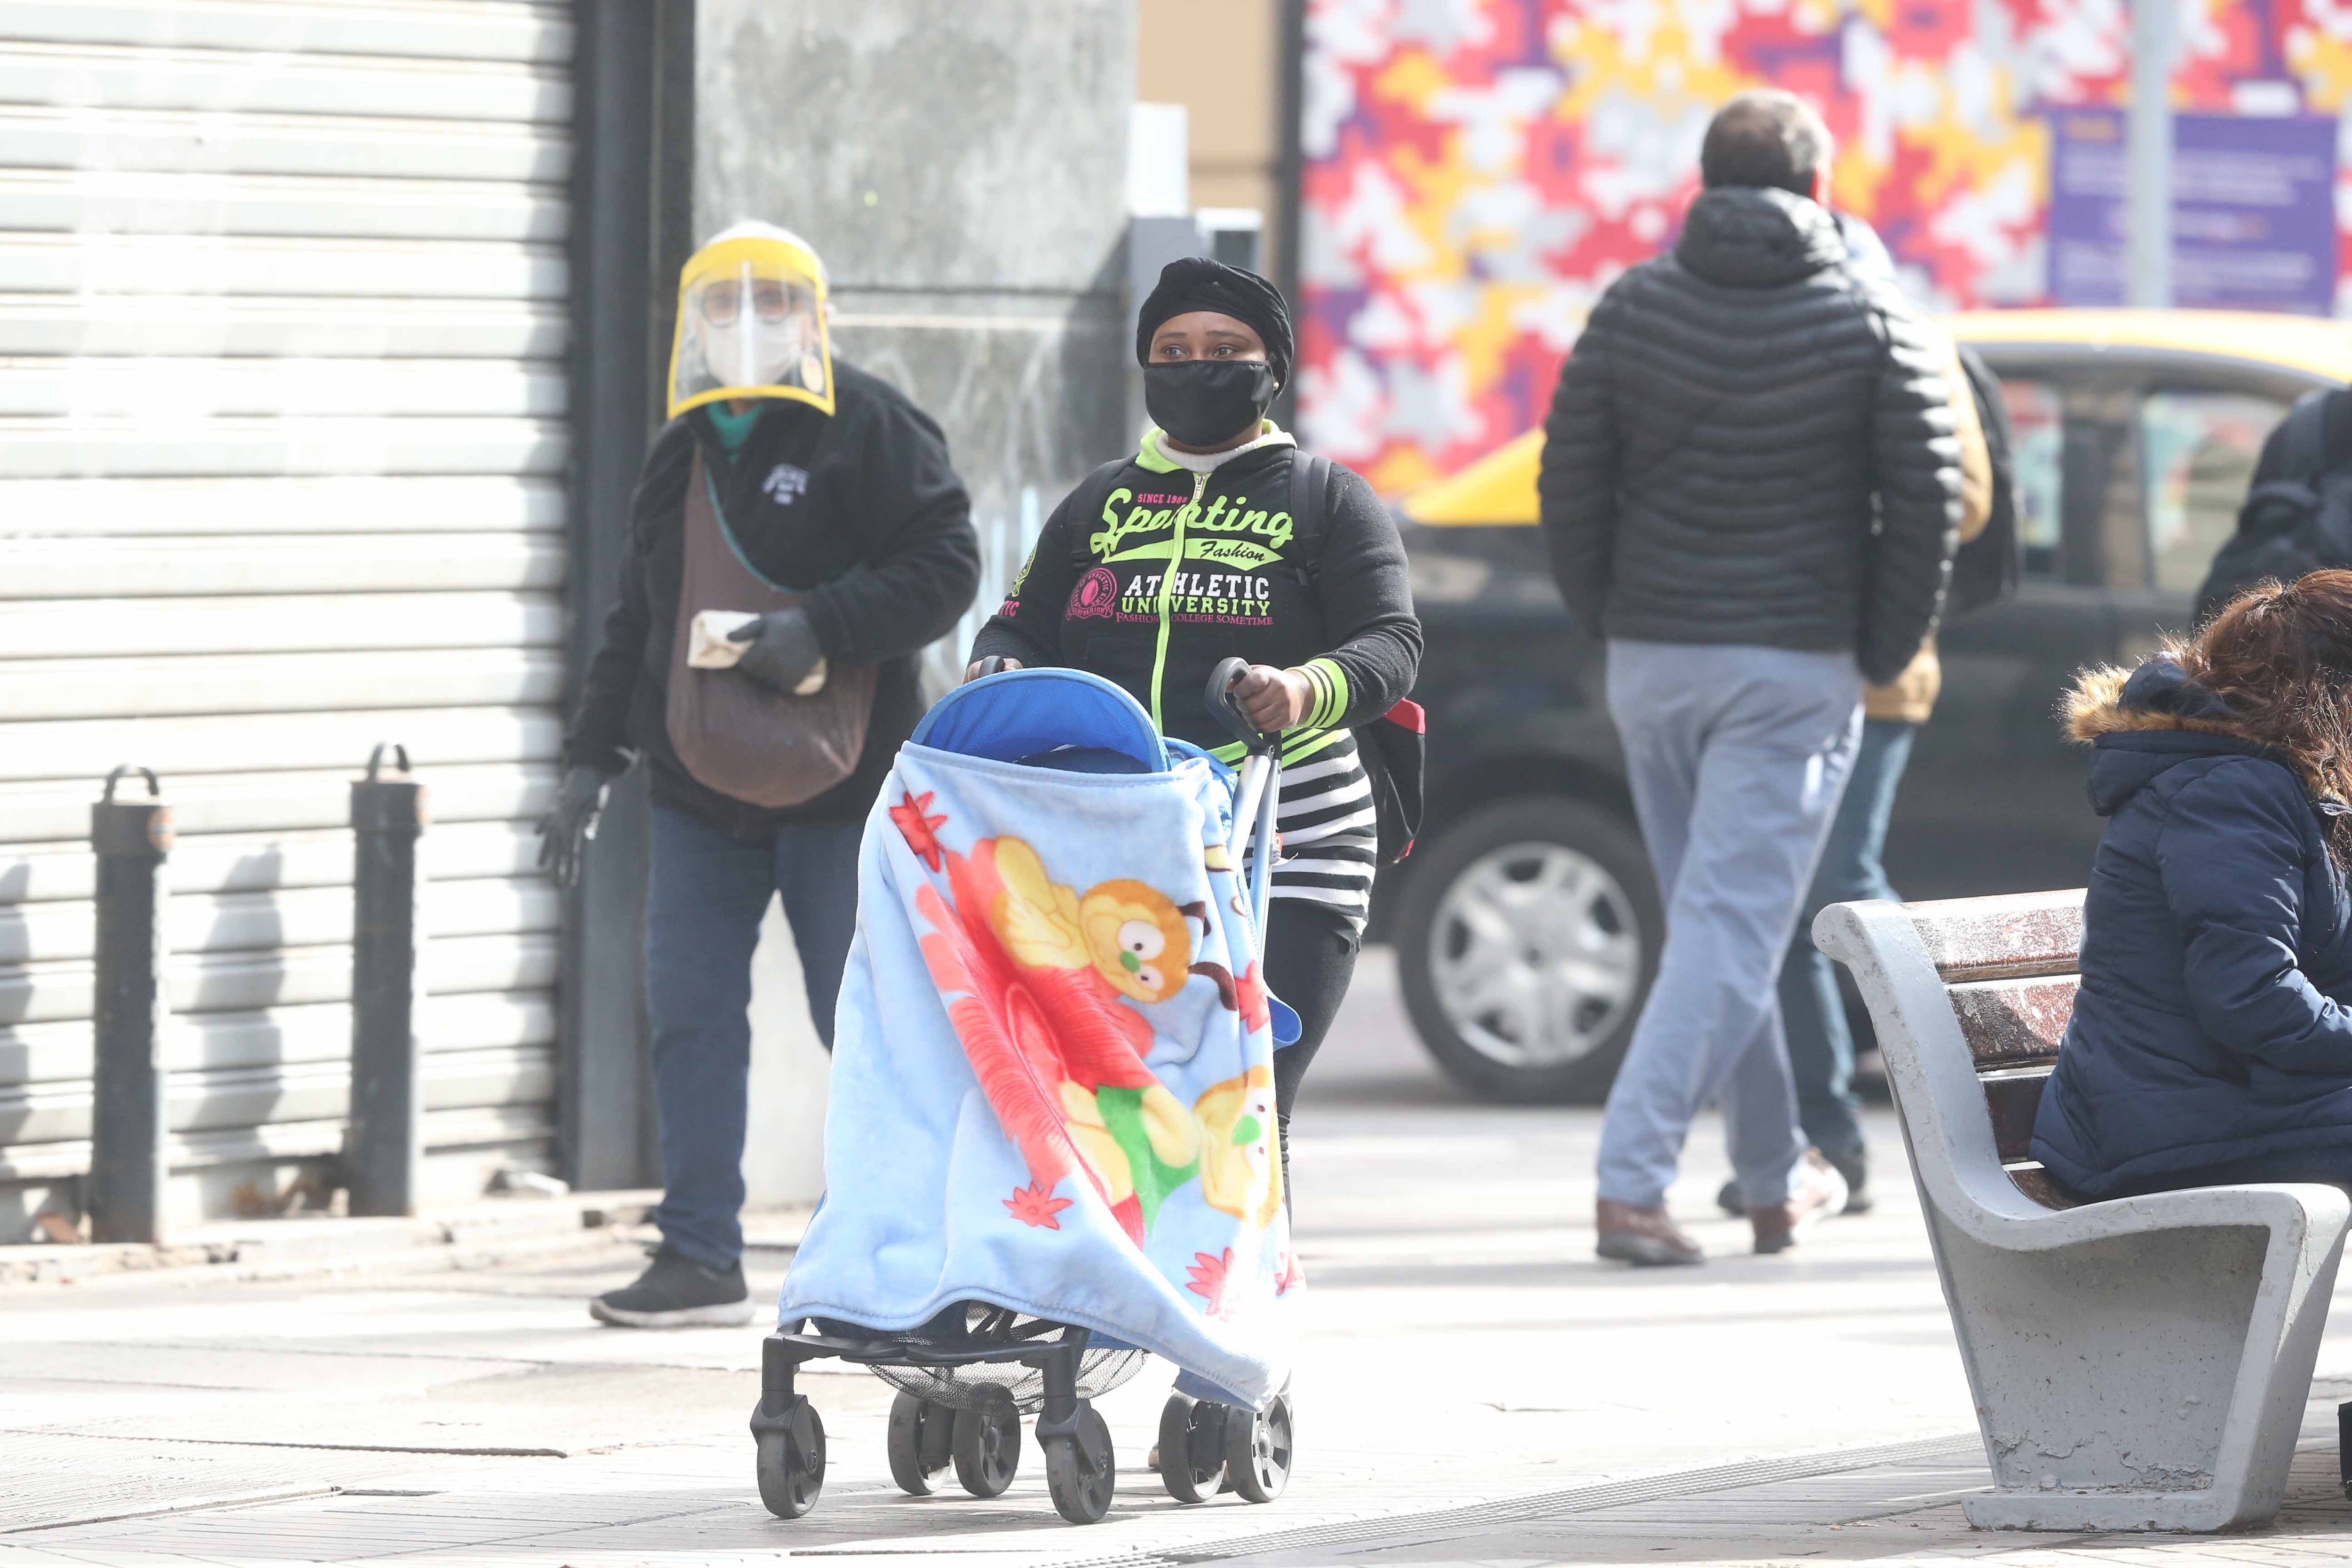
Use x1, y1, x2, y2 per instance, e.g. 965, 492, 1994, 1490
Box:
667, 229, 834, 420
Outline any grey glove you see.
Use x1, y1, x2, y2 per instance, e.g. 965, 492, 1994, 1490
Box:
536, 765, 609, 889
727, 607, 825, 694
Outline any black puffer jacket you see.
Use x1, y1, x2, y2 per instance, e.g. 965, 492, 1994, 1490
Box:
1538, 185, 1962, 685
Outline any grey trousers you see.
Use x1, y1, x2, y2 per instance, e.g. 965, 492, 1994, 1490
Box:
1597, 640, 1864, 1211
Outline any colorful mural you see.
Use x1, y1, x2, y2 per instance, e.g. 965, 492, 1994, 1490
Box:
1300, 0, 2352, 495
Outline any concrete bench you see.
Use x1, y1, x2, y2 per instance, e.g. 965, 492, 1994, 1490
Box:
1813, 890, 2351, 1532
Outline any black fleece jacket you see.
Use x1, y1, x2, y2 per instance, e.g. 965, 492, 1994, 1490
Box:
1539, 185, 1962, 684
968, 435, 1420, 753
563, 361, 980, 833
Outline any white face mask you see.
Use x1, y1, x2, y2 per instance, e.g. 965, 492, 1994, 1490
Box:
694, 304, 808, 392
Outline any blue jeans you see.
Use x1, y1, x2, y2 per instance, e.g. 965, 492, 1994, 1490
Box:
645, 803, 865, 1268
1597, 642, 1862, 1210
1776, 719, 1915, 1170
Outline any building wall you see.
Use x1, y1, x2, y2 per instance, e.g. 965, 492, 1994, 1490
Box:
1139, 0, 1287, 275
691, 0, 1136, 1202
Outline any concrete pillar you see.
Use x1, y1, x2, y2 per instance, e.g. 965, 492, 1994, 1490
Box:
694, 0, 1136, 1205
561, 0, 692, 1195
2127, 0, 2176, 310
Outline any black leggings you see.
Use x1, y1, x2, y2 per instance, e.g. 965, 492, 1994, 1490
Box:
1261, 899, 1360, 1188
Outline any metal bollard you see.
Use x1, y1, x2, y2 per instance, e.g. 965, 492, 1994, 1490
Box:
89, 766, 172, 1244
346, 744, 429, 1217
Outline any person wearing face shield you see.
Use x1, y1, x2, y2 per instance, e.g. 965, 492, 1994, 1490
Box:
965, 257, 1423, 1209
544, 223, 979, 1326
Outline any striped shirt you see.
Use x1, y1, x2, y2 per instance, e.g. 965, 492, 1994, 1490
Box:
1235, 727, 1378, 934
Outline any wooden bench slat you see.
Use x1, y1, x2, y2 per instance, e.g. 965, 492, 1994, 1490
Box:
1949, 975, 2076, 1067
2002, 1162, 2085, 1211
1982, 1067, 2051, 1163
1901, 890, 2084, 983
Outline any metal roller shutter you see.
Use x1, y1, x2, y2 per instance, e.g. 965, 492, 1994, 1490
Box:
0, 0, 574, 1236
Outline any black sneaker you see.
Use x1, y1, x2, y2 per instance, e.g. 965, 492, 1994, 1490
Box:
589, 1245, 755, 1327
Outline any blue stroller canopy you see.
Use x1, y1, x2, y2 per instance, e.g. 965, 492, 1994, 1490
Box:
912, 668, 1170, 773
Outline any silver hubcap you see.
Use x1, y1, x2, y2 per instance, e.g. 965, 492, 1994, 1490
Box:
1428, 840, 1643, 1070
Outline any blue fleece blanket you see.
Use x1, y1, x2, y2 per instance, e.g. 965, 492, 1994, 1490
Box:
779, 677, 1299, 1409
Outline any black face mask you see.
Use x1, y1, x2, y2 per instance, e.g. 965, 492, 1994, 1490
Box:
1144, 360, 1277, 447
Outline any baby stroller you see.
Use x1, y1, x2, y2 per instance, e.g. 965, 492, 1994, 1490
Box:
749, 659, 1301, 1526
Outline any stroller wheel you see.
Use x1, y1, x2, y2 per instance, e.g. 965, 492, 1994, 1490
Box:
754, 1398, 826, 1519
1156, 1393, 1227, 1504
887, 1391, 955, 1496
1224, 1391, 1293, 1504
950, 1399, 1021, 1498
1042, 1401, 1116, 1525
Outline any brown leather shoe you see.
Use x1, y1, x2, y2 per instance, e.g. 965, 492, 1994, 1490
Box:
1750, 1150, 1851, 1254
1595, 1198, 1703, 1266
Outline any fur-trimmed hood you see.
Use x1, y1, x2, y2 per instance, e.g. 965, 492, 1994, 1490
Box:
2062, 654, 2339, 819
2063, 655, 2246, 745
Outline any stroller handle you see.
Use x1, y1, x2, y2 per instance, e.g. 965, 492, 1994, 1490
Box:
1204, 657, 1283, 935
1205, 657, 1279, 755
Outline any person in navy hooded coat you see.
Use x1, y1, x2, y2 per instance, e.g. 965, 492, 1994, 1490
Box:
2033, 570, 2352, 1199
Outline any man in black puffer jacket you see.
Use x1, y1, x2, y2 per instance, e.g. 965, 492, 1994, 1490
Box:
1542, 90, 1962, 1267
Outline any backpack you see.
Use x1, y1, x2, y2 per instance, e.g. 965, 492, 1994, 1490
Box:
1287, 454, 1426, 865
1947, 342, 2020, 617
2195, 389, 2352, 625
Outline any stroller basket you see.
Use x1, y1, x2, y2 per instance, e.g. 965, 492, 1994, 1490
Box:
833, 1302, 1150, 1414
751, 662, 1296, 1527
874, 1351, 1151, 1416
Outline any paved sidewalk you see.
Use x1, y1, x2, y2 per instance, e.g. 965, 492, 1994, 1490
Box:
3, 952, 2351, 1565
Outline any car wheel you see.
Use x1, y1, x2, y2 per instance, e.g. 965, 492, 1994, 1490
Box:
1396, 796, 1660, 1103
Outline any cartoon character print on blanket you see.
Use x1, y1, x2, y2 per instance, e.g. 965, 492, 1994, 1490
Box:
896, 809, 1283, 1250
784, 738, 1298, 1409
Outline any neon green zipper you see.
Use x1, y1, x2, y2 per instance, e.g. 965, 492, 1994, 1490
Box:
1147, 469, 1208, 730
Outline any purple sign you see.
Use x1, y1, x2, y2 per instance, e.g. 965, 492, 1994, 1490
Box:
2048, 108, 2339, 315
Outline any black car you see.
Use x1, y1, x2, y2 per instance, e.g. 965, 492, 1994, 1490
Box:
1383, 308, 2344, 1102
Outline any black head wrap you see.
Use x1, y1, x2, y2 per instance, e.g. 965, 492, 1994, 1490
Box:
1135, 257, 1294, 386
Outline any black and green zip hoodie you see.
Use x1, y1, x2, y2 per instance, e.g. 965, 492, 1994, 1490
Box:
969, 425, 1421, 762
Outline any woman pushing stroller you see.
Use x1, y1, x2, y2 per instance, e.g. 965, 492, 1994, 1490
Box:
753, 260, 1419, 1525
965, 257, 1423, 1179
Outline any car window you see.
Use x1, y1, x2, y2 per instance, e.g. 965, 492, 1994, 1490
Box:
2141, 389, 2288, 595
2000, 379, 2063, 578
